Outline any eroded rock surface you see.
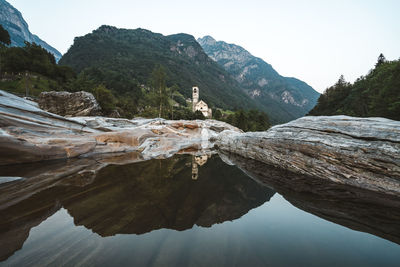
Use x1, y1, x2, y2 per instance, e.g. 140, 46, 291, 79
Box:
2, 89, 400, 196
216, 116, 400, 195
38, 91, 102, 117
0, 90, 240, 165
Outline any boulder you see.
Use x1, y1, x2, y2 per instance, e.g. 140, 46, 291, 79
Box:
216, 116, 400, 195
37, 91, 102, 116
0, 90, 240, 165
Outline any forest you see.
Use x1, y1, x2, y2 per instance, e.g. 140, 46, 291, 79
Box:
0, 25, 270, 131
308, 54, 400, 121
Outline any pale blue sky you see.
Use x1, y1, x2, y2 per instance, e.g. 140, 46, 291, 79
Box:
7, 0, 400, 93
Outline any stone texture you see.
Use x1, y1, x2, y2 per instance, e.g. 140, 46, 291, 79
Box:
0, 90, 240, 165
216, 115, 400, 195
197, 35, 320, 123
38, 91, 102, 117
2, 89, 400, 197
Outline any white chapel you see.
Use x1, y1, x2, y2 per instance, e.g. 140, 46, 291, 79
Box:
192, 86, 212, 118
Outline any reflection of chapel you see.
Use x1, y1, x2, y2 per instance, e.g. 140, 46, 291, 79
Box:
192, 86, 212, 118
191, 154, 211, 180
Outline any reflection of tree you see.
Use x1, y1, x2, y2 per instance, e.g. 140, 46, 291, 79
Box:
0, 154, 274, 261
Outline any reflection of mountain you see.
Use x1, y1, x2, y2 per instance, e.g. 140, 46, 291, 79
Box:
223, 152, 400, 245
0, 199, 60, 261
0, 154, 274, 261
65, 154, 275, 235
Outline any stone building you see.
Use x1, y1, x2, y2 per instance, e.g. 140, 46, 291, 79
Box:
192, 86, 212, 118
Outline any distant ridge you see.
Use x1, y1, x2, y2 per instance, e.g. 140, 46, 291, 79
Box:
59, 25, 265, 112
198, 35, 320, 123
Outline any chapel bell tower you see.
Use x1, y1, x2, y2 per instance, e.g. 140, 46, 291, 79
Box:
192, 86, 199, 111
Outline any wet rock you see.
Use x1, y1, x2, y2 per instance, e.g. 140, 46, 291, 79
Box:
38, 91, 102, 116
216, 116, 400, 195
0, 90, 240, 165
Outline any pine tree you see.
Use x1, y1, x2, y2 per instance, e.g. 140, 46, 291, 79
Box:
0, 25, 11, 46
375, 53, 386, 68
150, 64, 168, 118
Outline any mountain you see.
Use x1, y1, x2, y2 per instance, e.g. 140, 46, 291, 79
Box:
308, 56, 400, 120
60, 25, 264, 112
0, 0, 61, 61
198, 36, 320, 123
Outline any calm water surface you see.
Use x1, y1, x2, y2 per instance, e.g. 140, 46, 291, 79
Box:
0, 154, 399, 266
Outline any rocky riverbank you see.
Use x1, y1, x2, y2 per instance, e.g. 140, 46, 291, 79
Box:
1, 89, 400, 196
0, 90, 240, 166
216, 116, 400, 195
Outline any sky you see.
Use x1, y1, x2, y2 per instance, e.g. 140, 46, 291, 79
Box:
7, 0, 400, 93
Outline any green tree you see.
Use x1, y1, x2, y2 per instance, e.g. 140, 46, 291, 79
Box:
0, 25, 11, 78
375, 53, 386, 68
92, 84, 117, 115
150, 64, 168, 118
169, 84, 179, 119
213, 109, 222, 120
236, 110, 247, 131
0, 25, 11, 46
308, 58, 400, 120
194, 110, 205, 120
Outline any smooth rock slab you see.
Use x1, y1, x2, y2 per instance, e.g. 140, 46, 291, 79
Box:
216, 115, 400, 195
0, 90, 241, 165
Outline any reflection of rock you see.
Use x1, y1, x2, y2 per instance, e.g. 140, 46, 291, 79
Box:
222, 152, 400, 245
217, 116, 400, 195
0, 155, 274, 260
64, 155, 274, 235
38, 91, 102, 117
0, 90, 241, 165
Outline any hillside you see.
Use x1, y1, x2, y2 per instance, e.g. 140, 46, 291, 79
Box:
0, 0, 61, 61
59, 26, 262, 113
198, 36, 319, 123
308, 55, 400, 121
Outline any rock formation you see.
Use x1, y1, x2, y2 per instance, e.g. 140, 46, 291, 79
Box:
0, 90, 240, 166
1, 89, 400, 260
216, 116, 400, 195
198, 35, 320, 123
38, 91, 102, 117
0, 0, 62, 61
1, 89, 399, 197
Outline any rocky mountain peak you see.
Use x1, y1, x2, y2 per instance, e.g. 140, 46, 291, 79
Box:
198, 35, 320, 123
0, 0, 62, 61
197, 35, 252, 65
198, 35, 216, 46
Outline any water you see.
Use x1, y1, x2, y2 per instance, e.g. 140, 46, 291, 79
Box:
0, 154, 399, 266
